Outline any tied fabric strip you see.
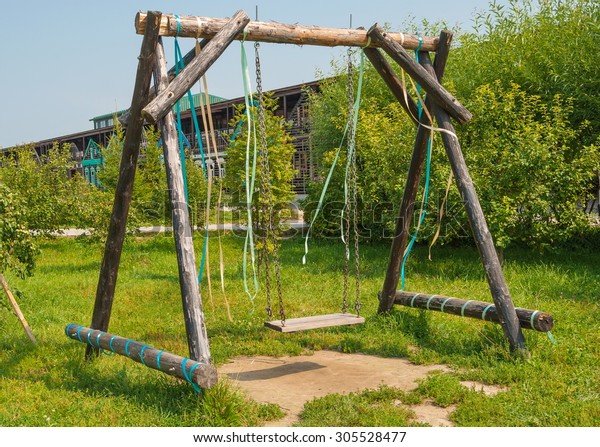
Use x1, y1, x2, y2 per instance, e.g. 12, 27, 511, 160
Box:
240, 30, 259, 304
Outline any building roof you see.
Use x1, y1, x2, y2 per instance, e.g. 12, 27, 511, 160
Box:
89, 93, 228, 123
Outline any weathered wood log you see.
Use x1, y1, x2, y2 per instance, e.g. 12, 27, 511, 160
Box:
142, 10, 250, 124
364, 47, 419, 124
66, 324, 217, 389
394, 291, 554, 332
0, 274, 37, 345
86, 11, 162, 359
153, 38, 212, 363
367, 24, 472, 125
419, 56, 528, 354
378, 31, 453, 314
135, 11, 438, 51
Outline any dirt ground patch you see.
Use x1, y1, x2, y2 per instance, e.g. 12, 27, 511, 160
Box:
219, 350, 453, 426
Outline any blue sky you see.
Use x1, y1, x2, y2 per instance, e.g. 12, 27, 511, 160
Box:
0, 0, 502, 148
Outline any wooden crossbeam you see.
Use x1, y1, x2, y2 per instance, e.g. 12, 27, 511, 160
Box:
265, 313, 365, 333
135, 11, 439, 51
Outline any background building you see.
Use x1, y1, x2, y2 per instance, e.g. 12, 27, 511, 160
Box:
28, 81, 318, 194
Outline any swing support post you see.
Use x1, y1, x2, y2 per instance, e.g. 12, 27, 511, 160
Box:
377, 31, 453, 314
152, 37, 212, 363
425, 57, 528, 353
86, 11, 162, 359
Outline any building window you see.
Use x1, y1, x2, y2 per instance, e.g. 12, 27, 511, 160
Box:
85, 167, 90, 183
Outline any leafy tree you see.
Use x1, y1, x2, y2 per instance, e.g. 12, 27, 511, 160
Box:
306, 2, 600, 250
224, 93, 297, 232
0, 143, 89, 236
305, 55, 432, 242
134, 126, 170, 223
97, 120, 170, 228
185, 152, 210, 229
0, 183, 38, 279
95, 120, 125, 194
451, 0, 600, 144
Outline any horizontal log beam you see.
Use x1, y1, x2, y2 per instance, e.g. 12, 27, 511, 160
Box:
142, 10, 250, 124
66, 324, 218, 389
393, 291, 554, 332
368, 24, 472, 125
135, 11, 438, 51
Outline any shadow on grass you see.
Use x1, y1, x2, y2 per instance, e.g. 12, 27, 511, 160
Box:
42, 354, 205, 421
360, 310, 507, 362
37, 261, 100, 275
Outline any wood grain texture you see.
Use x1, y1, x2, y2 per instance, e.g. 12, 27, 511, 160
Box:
142, 10, 250, 124
368, 24, 471, 125
264, 314, 365, 333
86, 11, 162, 359
153, 38, 212, 363
67, 324, 217, 389
135, 11, 438, 51
378, 31, 453, 313
394, 291, 554, 332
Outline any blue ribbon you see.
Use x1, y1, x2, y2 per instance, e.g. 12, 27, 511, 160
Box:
181, 358, 202, 394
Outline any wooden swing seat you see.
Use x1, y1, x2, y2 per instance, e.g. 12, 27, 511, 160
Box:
264, 313, 365, 333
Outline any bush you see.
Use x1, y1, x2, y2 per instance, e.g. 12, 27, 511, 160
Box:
0, 143, 92, 236
0, 183, 38, 278
461, 82, 599, 249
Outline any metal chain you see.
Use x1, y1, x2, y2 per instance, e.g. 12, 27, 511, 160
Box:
345, 47, 363, 316
255, 41, 286, 324
342, 47, 354, 314
351, 138, 362, 316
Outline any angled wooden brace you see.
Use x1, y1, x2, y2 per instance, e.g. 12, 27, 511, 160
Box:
378, 30, 453, 313
368, 24, 472, 125
142, 10, 250, 124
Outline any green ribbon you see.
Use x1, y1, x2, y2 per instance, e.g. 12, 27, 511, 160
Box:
303, 47, 366, 264
240, 33, 259, 304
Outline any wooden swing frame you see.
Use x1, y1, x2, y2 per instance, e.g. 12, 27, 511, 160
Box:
79, 9, 548, 390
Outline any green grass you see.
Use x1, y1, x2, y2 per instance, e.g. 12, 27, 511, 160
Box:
0, 233, 598, 426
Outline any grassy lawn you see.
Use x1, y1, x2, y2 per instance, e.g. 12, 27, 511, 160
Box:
0, 233, 598, 426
